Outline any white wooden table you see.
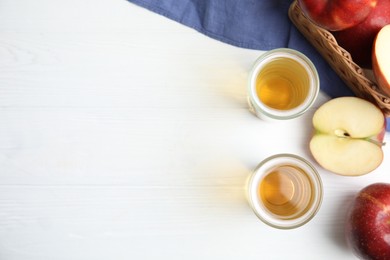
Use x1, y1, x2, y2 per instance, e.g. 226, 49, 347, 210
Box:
1, 1, 389, 259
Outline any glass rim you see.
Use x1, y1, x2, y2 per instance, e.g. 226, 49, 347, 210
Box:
247, 153, 323, 229
247, 48, 320, 120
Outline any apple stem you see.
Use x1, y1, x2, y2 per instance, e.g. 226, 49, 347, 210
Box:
368, 139, 386, 147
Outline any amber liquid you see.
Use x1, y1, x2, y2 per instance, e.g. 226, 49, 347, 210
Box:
256, 58, 310, 110
259, 165, 314, 219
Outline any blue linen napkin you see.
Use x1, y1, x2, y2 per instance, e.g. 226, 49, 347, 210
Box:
127, 0, 390, 130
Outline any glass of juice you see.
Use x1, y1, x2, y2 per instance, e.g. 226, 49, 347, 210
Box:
247, 48, 319, 120
247, 154, 323, 229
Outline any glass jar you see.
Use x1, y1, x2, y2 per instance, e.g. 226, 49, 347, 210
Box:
247, 153, 323, 229
247, 48, 319, 120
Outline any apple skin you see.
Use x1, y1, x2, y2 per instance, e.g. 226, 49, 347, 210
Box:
375, 121, 387, 145
332, 0, 390, 68
346, 183, 390, 260
298, 0, 378, 31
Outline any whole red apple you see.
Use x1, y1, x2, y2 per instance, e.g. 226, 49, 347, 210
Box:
332, 0, 390, 68
298, 0, 378, 31
345, 183, 390, 260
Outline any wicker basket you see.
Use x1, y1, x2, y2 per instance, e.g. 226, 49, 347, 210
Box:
288, 0, 390, 116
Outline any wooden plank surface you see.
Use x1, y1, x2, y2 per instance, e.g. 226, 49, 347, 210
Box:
0, 0, 389, 259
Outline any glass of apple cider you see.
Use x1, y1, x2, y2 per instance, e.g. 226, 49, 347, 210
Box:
247, 154, 323, 229
247, 48, 319, 120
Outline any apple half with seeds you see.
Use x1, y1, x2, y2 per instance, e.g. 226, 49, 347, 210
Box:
310, 97, 385, 176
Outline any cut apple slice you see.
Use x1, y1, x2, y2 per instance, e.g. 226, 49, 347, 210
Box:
373, 24, 390, 96
310, 97, 385, 176
310, 135, 383, 176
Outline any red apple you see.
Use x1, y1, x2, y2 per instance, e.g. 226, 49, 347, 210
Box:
346, 183, 390, 260
332, 0, 390, 68
372, 25, 390, 96
298, 0, 378, 31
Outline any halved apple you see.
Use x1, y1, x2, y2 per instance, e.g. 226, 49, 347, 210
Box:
310, 97, 385, 176
373, 24, 390, 96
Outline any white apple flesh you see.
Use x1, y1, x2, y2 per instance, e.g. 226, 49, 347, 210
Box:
373, 25, 390, 96
310, 97, 385, 176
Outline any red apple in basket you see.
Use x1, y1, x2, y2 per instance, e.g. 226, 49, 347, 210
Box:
373, 25, 390, 96
346, 183, 390, 260
333, 0, 390, 68
309, 97, 385, 176
298, 0, 378, 31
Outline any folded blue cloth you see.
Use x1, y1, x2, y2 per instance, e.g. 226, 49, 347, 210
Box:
127, 0, 390, 130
